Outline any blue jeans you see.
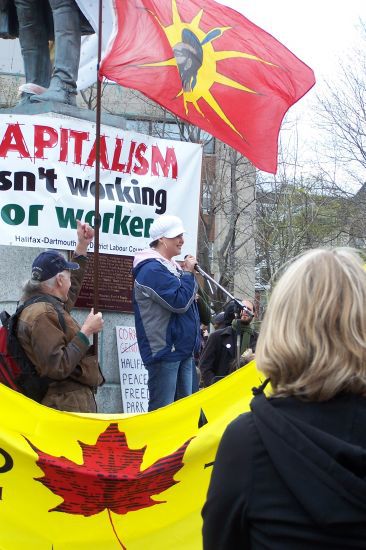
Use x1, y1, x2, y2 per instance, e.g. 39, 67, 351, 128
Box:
192, 362, 199, 392
146, 357, 195, 411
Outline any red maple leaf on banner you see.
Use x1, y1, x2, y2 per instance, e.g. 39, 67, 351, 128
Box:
26, 423, 193, 549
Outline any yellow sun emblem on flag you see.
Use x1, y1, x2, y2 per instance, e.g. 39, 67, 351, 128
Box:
144, 0, 276, 136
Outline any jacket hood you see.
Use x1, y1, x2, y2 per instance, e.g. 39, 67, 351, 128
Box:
250, 391, 366, 525
133, 248, 182, 278
133, 248, 181, 269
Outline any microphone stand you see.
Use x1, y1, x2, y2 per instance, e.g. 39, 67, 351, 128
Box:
194, 264, 254, 371
194, 264, 254, 318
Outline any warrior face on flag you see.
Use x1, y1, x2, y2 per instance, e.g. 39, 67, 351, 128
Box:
173, 28, 222, 92
99, 0, 315, 173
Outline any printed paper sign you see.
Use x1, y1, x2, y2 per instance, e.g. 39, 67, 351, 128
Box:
116, 325, 149, 413
0, 114, 202, 257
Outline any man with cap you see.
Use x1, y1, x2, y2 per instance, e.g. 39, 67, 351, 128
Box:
16, 220, 104, 412
133, 214, 201, 411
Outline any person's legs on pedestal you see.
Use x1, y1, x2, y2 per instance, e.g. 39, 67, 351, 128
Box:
14, 0, 51, 103
31, 0, 81, 106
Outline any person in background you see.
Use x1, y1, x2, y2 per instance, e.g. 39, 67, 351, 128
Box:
193, 322, 209, 390
201, 324, 209, 345
199, 299, 258, 387
133, 214, 200, 411
193, 286, 211, 391
211, 311, 225, 330
202, 248, 366, 549
16, 220, 104, 412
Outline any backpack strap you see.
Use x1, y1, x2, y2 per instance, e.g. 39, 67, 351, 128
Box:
3, 296, 67, 402
20, 295, 66, 333
7, 295, 67, 356
0, 311, 10, 327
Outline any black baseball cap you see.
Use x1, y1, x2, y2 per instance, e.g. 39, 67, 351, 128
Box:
31, 250, 79, 282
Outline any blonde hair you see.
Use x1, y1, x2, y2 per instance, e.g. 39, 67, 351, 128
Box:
256, 248, 366, 401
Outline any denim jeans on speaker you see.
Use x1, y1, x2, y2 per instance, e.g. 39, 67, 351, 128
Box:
146, 356, 195, 411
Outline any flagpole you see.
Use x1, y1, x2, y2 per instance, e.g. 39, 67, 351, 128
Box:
93, 0, 103, 356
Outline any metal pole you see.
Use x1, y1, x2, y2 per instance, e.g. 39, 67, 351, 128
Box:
92, 0, 103, 355
194, 265, 254, 318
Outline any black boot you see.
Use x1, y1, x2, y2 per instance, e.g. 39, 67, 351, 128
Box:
29, 0, 81, 107
30, 76, 77, 106
17, 92, 34, 106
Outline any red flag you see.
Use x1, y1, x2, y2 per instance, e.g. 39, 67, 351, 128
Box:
99, 0, 315, 173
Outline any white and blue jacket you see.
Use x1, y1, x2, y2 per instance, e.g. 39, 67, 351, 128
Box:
133, 249, 201, 366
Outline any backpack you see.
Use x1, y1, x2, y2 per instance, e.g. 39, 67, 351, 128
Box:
0, 295, 66, 402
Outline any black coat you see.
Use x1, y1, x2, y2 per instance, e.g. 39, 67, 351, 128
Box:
199, 325, 258, 386
202, 392, 366, 549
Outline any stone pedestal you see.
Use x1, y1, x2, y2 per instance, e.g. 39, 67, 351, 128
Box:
0, 100, 126, 129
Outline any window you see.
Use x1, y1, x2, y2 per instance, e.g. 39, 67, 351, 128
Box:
201, 183, 212, 213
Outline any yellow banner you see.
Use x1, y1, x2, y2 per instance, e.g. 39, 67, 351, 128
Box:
0, 363, 263, 550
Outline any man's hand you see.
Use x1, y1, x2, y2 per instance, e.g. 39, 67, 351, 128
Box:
75, 219, 94, 256
80, 308, 104, 338
183, 254, 197, 273
241, 348, 255, 365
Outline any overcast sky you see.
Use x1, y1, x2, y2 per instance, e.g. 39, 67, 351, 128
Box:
218, 1, 365, 167
220, 0, 364, 79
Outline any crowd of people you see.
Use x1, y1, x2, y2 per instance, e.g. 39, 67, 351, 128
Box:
10, 212, 366, 547
199, 298, 258, 387
3, 3, 365, 547
14, 213, 257, 413
2, 0, 259, 413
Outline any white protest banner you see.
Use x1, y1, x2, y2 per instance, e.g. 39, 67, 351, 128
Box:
116, 325, 149, 413
0, 114, 202, 257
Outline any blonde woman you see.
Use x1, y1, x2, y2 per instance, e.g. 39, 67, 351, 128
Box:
202, 248, 366, 549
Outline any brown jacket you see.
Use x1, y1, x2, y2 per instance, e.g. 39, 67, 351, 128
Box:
16, 256, 104, 412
